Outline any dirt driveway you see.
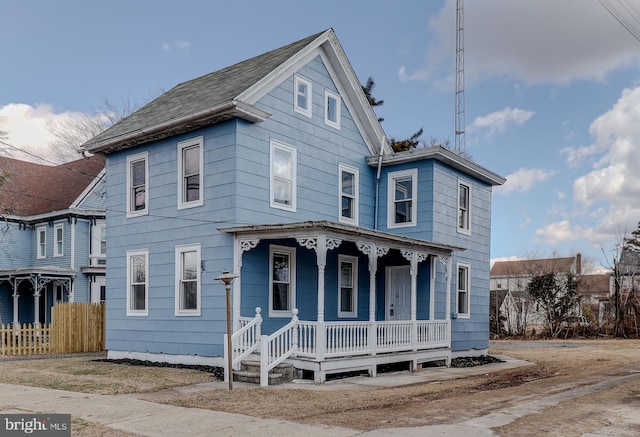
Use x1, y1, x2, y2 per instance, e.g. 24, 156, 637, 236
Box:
1, 339, 639, 436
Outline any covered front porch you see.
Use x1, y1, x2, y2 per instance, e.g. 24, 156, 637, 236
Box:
220, 221, 463, 384
0, 267, 74, 327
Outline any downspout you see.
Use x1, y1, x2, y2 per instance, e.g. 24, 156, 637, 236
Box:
374, 137, 386, 230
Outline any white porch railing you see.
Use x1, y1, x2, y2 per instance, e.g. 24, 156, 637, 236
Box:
227, 310, 450, 385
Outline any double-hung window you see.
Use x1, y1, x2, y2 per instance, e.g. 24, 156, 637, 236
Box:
270, 245, 296, 317
338, 255, 358, 318
54, 224, 64, 257
457, 262, 470, 318
324, 89, 341, 129
387, 169, 417, 228
339, 164, 358, 225
458, 180, 471, 234
270, 139, 296, 211
127, 249, 148, 316
126, 152, 149, 217
294, 75, 312, 117
178, 137, 203, 209
37, 227, 46, 259
175, 244, 200, 315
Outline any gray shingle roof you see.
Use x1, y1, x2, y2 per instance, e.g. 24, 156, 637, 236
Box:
84, 30, 327, 153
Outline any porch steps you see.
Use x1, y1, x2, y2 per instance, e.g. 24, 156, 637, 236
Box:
233, 360, 294, 385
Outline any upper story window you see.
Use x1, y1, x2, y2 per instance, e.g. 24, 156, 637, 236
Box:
175, 244, 201, 316
54, 224, 64, 257
294, 75, 312, 117
324, 89, 341, 129
339, 163, 359, 225
127, 249, 148, 316
457, 262, 471, 318
338, 255, 358, 318
270, 139, 297, 212
91, 220, 106, 266
458, 180, 471, 234
126, 152, 149, 217
37, 227, 46, 259
387, 169, 418, 228
270, 245, 296, 317
177, 136, 203, 209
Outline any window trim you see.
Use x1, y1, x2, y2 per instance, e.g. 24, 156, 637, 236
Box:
338, 254, 358, 318
338, 163, 359, 225
270, 139, 297, 212
456, 261, 471, 318
294, 75, 312, 117
177, 136, 204, 210
126, 152, 149, 218
457, 179, 472, 235
324, 89, 341, 129
387, 169, 418, 228
269, 245, 296, 318
53, 223, 64, 257
126, 249, 149, 316
36, 226, 46, 259
175, 244, 201, 316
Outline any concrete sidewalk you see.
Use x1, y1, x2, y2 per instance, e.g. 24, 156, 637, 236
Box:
0, 355, 531, 437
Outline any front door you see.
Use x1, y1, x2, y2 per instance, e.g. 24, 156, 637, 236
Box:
386, 266, 411, 320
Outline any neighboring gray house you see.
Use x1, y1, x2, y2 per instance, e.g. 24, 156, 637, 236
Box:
0, 155, 106, 326
84, 29, 505, 383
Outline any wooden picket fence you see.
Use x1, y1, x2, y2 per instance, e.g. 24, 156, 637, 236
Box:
0, 302, 105, 356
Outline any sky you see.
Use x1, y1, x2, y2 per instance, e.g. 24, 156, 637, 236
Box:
2, 0, 640, 271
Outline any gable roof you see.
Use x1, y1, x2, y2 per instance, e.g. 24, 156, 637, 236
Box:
491, 256, 576, 277
0, 155, 105, 217
83, 29, 389, 156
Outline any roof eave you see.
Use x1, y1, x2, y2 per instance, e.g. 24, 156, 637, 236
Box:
83, 101, 270, 154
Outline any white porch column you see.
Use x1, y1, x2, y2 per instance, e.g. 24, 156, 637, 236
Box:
233, 239, 259, 332
439, 256, 452, 321
12, 283, 19, 328
357, 242, 388, 356
33, 289, 41, 328
429, 256, 436, 320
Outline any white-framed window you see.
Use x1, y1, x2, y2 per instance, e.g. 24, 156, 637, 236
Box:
90, 220, 106, 266
294, 75, 312, 117
175, 244, 201, 316
53, 223, 64, 257
458, 180, 471, 234
457, 262, 470, 318
338, 255, 358, 318
324, 89, 341, 129
339, 163, 359, 225
387, 169, 418, 228
126, 152, 149, 217
37, 227, 46, 259
127, 249, 148, 316
269, 245, 296, 317
270, 139, 297, 212
177, 136, 203, 209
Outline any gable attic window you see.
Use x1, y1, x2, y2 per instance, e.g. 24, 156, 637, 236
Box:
387, 169, 417, 228
294, 75, 312, 117
270, 139, 296, 212
126, 152, 149, 217
339, 163, 358, 225
177, 136, 203, 209
324, 89, 341, 129
37, 226, 46, 259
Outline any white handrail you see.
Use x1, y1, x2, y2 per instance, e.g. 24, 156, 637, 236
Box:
230, 307, 262, 369
259, 309, 298, 386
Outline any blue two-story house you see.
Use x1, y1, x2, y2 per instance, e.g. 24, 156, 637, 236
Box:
84, 29, 505, 383
0, 155, 106, 327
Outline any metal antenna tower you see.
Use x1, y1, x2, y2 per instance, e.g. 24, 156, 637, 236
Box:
455, 0, 465, 154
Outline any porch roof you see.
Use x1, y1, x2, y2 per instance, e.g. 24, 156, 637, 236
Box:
0, 266, 76, 280
219, 220, 464, 256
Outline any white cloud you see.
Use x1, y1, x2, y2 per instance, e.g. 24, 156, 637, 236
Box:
494, 168, 555, 196
535, 220, 594, 244
162, 41, 191, 52
0, 103, 88, 163
468, 107, 534, 136
402, 0, 640, 86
